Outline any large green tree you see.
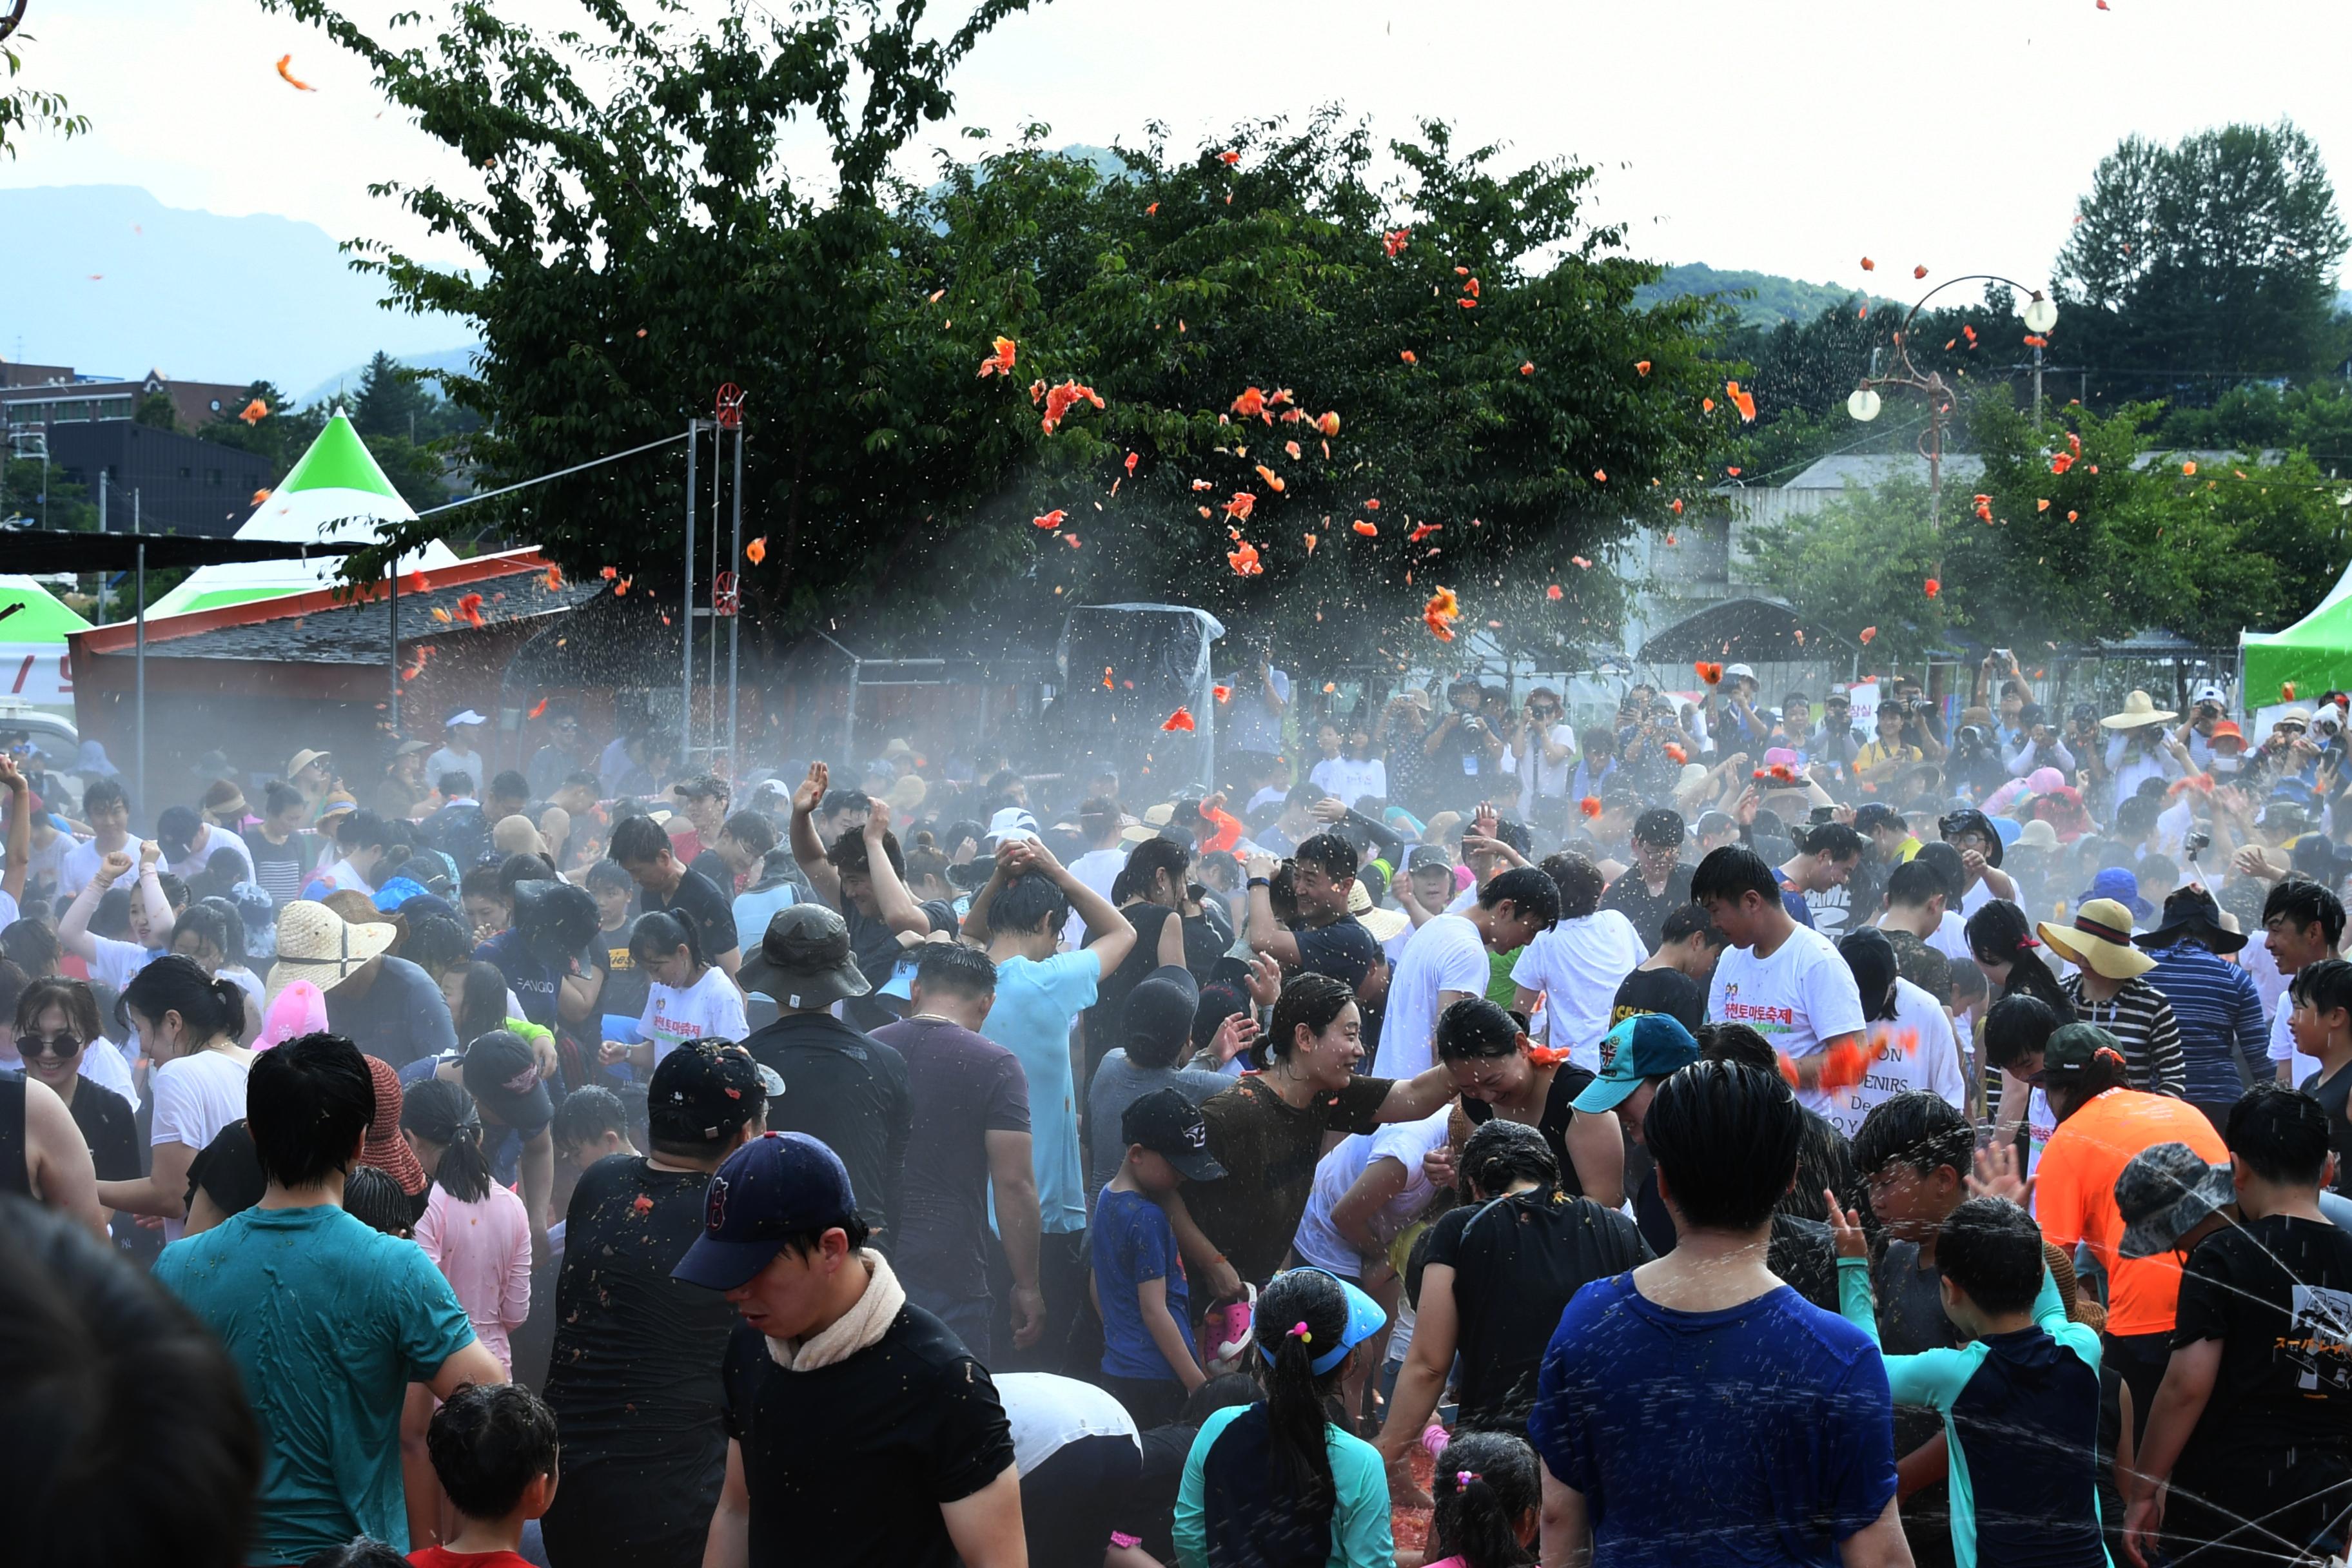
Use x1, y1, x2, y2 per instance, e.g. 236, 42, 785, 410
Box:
2056, 121, 2351, 392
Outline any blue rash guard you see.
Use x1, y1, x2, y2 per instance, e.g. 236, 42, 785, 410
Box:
1836, 1257, 2110, 1568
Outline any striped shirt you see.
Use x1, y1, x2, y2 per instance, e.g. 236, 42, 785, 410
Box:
2061, 974, 2186, 1097
2141, 941, 2268, 1104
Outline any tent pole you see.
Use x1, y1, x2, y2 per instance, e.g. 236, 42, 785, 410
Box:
135, 531, 146, 813
388, 562, 400, 733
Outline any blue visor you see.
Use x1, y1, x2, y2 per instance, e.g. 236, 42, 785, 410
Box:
1260, 1267, 1389, 1377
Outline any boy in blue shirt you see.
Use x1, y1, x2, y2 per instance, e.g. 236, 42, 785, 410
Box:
1094, 1086, 1222, 1428
1829, 1192, 2106, 1568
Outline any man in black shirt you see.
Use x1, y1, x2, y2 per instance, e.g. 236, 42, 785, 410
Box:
737, 905, 912, 1251
540, 1043, 768, 1568
612, 813, 743, 983
679, 1130, 1025, 1568
786, 761, 944, 1032
1241, 832, 1386, 1013
1598, 808, 1695, 949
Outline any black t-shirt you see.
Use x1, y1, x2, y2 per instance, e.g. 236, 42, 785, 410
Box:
1608, 966, 1706, 1034
2307, 1065, 2352, 1199
720, 1303, 1015, 1568
1425, 1191, 1649, 1431
1086, 904, 1179, 1072
654, 867, 740, 968
1461, 1064, 1599, 1199
186, 1119, 266, 1219
1111, 1421, 1200, 1566
839, 900, 957, 1035
869, 1017, 1031, 1304
2173, 1215, 2352, 1500
66, 1081, 141, 1182
592, 918, 651, 1026
740, 1012, 912, 1248
1598, 865, 1694, 950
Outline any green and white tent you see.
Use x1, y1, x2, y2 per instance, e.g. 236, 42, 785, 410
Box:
2241, 553, 2352, 702
148, 409, 460, 617
0, 574, 90, 706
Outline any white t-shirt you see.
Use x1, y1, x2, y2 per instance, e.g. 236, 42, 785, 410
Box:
1707, 923, 1868, 1118
1928, 910, 1974, 970
150, 1048, 252, 1241
1062, 847, 1126, 946
313, 858, 374, 896
1309, 756, 1388, 810
58, 838, 138, 899
994, 1373, 1141, 1477
1504, 723, 1576, 809
1818, 977, 1968, 1141
1293, 1106, 1451, 1277
1960, 879, 1995, 918
2243, 940, 2289, 1023
168, 826, 256, 885
1375, 912, 1489, 1079
1511, 910, 1649, 1072
2271, 1000, 2324, 1087
0, 887, 15, 929
426, 746, 485, 790
85, 934, 160, 997
640, 966, 751, 1062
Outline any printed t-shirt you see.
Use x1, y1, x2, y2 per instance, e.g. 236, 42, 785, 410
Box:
155, 1203, 476, 1563
640, 965, 750, 1061
870, 1016, 1032, 1304
1092, 1185, 1190, 1381
720, 1304, 1015, 1568
1377, 912, 1488, 1078
1609, 965, 1706, 1033
1510, 910, 1648, 1071
980, 950, 1099, 1234
1529, 1275, 1896, 1567
1708, 923, 1868, 1117
2034, 1088, 2226, 1336
1818, 976, 1969, 1142
1190, 1073, 1393, 1286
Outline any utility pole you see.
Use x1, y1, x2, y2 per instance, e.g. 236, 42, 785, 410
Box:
2032, 340, 2045, 425
96, 467, 108, 623
681, 420, 700, 759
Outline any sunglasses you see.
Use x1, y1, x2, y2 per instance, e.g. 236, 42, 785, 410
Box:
16, 1033, 81, 1060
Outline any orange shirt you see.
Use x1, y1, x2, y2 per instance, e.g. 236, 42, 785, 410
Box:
2035, 1088, 2227, 1337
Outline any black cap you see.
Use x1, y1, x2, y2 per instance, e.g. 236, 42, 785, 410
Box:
671, 1133, 861, 1291
1406, 844, 1453, 873
1121, 1087, 1225, 1181
649, 1041, 769, 1147
155, 805, 201, 863
1632, 808, 1685, 848
462, 1030, 553, 1133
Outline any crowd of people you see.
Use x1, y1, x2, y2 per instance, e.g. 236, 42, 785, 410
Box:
10, 649, 2352, 1568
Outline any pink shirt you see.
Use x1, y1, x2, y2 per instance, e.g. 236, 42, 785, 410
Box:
415, 1181, 533, 1374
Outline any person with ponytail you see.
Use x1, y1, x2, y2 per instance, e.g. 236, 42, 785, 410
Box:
1173, 1265, 1393, 1568
99, 954, 255, 1237
1173, 972, 1465, 1294
404, 1077, 533, 1374
2028, 1021, 2226, 1475
1966, 898, 2073, 1020
1373, 1119, 1648, 1467
1422, 1429, 1542, 1568
1433, 995, 1623, 1206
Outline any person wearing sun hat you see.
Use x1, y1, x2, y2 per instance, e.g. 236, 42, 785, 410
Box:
2133, 886, 2268, 1129
2099, 689, 2191, 804
2039, 897, 2187, 1097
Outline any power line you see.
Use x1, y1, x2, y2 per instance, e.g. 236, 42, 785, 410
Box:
415, 430, 692, 516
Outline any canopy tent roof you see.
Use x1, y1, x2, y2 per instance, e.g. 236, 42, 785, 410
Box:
2241, 555, 2352, 700
1636, 596, 1847, 665
148, 409, 458, 616
0, 575, 92, 642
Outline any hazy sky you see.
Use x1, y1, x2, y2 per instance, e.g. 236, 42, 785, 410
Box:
8, 0, 2349, 300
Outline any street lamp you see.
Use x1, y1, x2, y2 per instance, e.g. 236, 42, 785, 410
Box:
1844, 275, 2059, 523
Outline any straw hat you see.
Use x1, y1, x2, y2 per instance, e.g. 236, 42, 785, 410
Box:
2014, 819, 2061, 852
2037, 898, 2156, 981
493, 813, 549, 858
1348, 880, 1411, 943
265, 900, 396, 1005
885, 774, 928, 816
2100, 691, 2177, 730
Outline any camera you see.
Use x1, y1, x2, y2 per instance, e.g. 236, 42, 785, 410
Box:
2183, 829, 2212, 862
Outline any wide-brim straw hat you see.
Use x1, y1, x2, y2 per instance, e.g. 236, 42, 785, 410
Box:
2038, 898, 2155, 981
265, 900, 396, 1006
2101, 690, 2177, 730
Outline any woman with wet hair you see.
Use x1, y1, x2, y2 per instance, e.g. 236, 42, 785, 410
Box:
1174, 1264, 1393, 1567
1435, 995, 1623, 1206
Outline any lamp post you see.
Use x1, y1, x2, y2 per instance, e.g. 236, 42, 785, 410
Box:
1845, 276, 2059, 525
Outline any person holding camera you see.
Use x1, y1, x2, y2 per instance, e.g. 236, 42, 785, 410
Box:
2003, 702, 2075, 777
2065, 702, 2112, 794
1808, 689, 1863, 781
1505, 687, 1577, 819
1706, 665, 1771, 756
1856, 703, 1937, 789
2173, 683, 2234, 770
1424, 676, 1505, 814
2101, 692, 2193, 807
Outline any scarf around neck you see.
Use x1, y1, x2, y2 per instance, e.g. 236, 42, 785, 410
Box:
765, 1249, 906, 1373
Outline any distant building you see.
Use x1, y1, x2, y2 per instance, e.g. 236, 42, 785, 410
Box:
1, 366, 257, 433
44, 421, 273, 540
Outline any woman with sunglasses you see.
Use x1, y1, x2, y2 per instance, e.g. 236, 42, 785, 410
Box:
12, 978, 142, 1200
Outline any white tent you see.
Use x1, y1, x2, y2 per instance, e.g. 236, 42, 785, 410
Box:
148, 408, 458, 616
0, 574, 91, 706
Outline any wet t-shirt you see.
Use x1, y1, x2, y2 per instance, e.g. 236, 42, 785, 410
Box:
1190, 1073, 1393, 1286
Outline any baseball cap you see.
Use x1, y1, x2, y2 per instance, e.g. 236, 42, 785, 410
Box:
1572, 1014, 1701, 1113
2034, 1021, 2124, 1083
648, 1041, 771, 1148
461, 1030, 554, 1133
2117, 1142, 2237, 1259
1124, 968, 1202, 1061
1406, 844, 1453, 873
2191, 682, 2226, 706
672, 1132, 861, 1291
985, 805, 1041, 846
1723, 663, 1756, 682
1121, 1086, 1226, 1181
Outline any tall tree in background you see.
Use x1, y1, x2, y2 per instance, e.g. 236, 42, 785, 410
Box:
2057, 121, 2351, 393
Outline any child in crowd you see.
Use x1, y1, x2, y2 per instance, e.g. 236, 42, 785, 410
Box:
1830, 1195, 2106, 1568
343, 1166, 418, 1239
408, 1383, 561, 1568
1424, 1429, 1542, 1568
2288, 956, 2352, 1195
402, 1078, 533, 1377
440, 960, 553, 1058
1095, 1087, 1223, 1427
545, 1084, 640, 1265
1175, 1265, 1393, 1568
601, 910, 747, 1074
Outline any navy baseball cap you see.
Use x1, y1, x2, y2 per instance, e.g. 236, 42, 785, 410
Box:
1572, 1014, 1701, 1113
671, 1132, 861, 1291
